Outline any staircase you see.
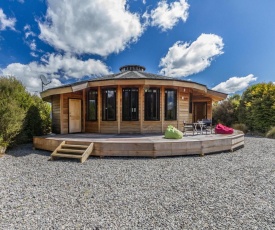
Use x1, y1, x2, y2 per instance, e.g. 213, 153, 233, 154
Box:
50, 141, 94, 163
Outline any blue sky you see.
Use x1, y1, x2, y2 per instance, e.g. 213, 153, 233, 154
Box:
0, 0, 274, 94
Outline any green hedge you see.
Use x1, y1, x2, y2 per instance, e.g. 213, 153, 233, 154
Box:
0, 76, 51, 148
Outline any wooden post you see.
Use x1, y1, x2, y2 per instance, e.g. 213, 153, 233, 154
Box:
97, 86, 101, 133
177, 87, 180, 130
139, 85, 143, 134
60, 94, 64, 134
161, 86, 164, 133
117, 85, 121, 134
82, 89, 86, 132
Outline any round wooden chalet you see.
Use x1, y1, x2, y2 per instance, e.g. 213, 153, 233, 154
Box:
41, 65, 227, 134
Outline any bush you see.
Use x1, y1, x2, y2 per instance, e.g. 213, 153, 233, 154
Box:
266, 127, 275, 139
212, 101, 228, 125
212, 96, 239, 126
238, 82, 275, 133
17, 95, 51, 143
0, 76, 51, 147
232, 123, 248, 133
0, 77, 27, 147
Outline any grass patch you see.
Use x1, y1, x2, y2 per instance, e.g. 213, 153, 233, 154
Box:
266, 127, 275, 139
232, 123, 248, 133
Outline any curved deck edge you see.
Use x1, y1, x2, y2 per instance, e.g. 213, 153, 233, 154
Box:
33, 131, 244, 158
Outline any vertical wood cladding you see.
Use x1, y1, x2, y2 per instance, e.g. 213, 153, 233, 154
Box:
55, 85, 213, 134
51, 95, 60, 134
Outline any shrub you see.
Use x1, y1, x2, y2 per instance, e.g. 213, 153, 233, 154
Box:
0, 99, 25, 147
212, 97, 239, 126
0, 76, 51, 147
17, 95, 51, 143
266, 127, 275, 139
238, 82, 275, 133
232, 123, 248, 133
212, 94, 241, 126
0, 77, 27, 147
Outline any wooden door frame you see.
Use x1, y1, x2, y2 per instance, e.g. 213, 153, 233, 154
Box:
68, 98, 82, 133
193, 102, 207, 122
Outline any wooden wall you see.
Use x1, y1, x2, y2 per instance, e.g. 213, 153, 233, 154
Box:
56, 85, 213, 134
85, 121, 99, 133
178, 88, 192, 125
120, 121, 140, 133
51, 95, 60, 133
100, 121, 118, 133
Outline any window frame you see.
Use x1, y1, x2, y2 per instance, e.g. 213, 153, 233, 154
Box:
102, 88, 117, 121
144, 88, 160, 121
122, 88, 139, 121
165, 89, 177, 120
87, 89, 98, 121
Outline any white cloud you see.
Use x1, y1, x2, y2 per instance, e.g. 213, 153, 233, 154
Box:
143, 0, 189, 31
24, 24, 36, 38
212, 74, 257, 94
0, 8, 16, 31
29, 40, 36, 51
159, 33, 224, 77
38, 0, 143, 56
24, 25, 39, 56
30, 52, 39, 58
0, 54, 110, 93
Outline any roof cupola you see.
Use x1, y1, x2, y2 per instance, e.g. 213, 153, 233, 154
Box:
119, 65, 145, 72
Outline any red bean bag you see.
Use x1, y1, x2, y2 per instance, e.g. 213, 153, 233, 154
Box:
215, 123, 234, 134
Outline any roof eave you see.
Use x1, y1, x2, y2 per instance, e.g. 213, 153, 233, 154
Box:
207, 89, 228, 101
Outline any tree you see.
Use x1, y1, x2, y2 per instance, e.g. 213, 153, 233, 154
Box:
0, 76, 51, 148
212, 94, 240, 127
19, 95, 51, 142
238, 82, 275, 133
0, 77, 28, 147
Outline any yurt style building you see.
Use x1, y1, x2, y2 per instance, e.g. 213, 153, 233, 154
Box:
41, 65, 227, 134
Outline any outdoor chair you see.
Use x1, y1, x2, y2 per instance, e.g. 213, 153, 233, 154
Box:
183, 122, 195, 136
201, 119, 213, 134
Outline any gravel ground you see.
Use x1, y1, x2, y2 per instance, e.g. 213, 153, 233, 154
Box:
0, 136, 275, 229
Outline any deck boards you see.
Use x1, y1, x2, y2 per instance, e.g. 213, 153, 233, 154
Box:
34, 131, 244, 159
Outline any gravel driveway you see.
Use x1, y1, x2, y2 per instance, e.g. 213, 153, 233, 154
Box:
0, 136, 274, 229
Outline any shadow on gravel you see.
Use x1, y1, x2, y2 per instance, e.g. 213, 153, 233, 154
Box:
5, 143, 50, 158
244, 134, 266, 139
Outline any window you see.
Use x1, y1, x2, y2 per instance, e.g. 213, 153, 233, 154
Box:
102, 88, 116, 121
165, 89, 177, 120
189, 93, 193, 113
87, 89, 98, 121
122, 88, 139, 121
144, 88, 160, 121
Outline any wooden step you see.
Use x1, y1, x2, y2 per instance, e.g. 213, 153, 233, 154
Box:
50, 141, 94, 163
57, 149, 85, 154
62, 144, 89, 149
51, 153, 82, 159
81, 143, 94, 163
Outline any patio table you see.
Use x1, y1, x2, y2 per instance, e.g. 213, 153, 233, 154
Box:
193, 122, 206, 134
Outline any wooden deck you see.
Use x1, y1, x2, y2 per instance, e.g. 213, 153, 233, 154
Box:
33, 131, 244, 158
